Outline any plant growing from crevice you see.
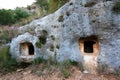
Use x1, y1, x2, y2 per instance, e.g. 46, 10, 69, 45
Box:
112, 1, 120, 14
50, 45, 54, 52
39, 35, 47, 45
36, 30, 48, 48
56, 44, 60, 49
59, 60, 72, 78
42, 30, 48, 36
58, 15, 64, 22
66, 11, 70, 16
35, 42, 42, 48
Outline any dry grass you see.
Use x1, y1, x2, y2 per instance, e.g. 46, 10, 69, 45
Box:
0, 26, 18, 45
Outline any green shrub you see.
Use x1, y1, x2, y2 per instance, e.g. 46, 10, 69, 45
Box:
37, 30, 48, 45
0, 9, 15, 25
70, 60, 79, 66
0, 46, 17, 76
0, 8, 30, 25
36, 31, 47, 48
42, 30, 48, 35
59, 60, 72, 78
0, 46, 10, 62
0, 46, 34, 76
112, 1, 120, 14
61, 68, 71, 78
56, 44, 60, 49
35, 42, 42, 48
39, 35, 47, 45
32, 57, 46, 65
41, 30, 48, 37
36, 0, 49, 11
14, 8, 30, 21
68, 60, 84, 71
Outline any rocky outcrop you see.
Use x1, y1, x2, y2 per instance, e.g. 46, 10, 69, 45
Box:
10, 0, 120, 73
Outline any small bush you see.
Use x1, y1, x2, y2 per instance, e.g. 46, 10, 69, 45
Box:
112, 1, 120, 14
61, 68, 71, 78
0, 46, 10, 62
35, 42, 42, 48
39, 35, 47, 45
70, 61, 84, 72
37, 30, 48, 46
0, 46, 33, 76
0, 8, 30, 25
0, 46, 17, 76
14, 8, 30, 21
32, 57, 47, 65
56, 44, 60, 49
84, 1, 96, 7
59, 60, 72, 78
17, 62, 32, 68
0, 9, 15, 25
42, 30, 48, 36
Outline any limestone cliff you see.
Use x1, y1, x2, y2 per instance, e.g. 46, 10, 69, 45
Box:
10, 0, 120, 73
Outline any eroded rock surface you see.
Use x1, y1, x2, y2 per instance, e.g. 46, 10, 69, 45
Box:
10, 0, 120, 73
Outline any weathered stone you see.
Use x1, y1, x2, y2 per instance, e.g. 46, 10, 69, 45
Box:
10, 0, 120, 74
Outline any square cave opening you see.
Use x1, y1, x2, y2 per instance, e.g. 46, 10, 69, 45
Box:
79, 36, 99, 55
20, 42, 34, 56
84, 41, 96, 53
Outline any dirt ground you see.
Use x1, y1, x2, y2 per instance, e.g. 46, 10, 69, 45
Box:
0, 66, 119, 80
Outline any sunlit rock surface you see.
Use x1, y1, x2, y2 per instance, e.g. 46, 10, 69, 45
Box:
10, 0, 120, 73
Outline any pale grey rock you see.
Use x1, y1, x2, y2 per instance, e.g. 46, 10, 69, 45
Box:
10, 0, 120, 73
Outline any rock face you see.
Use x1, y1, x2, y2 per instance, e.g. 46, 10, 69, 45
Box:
10, 0, 120, 73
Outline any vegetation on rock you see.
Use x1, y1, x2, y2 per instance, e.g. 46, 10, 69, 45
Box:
0, 8, 30, 25
35, 0, 69, 14
35, 42, 42, 48
112, 1, 120, 14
